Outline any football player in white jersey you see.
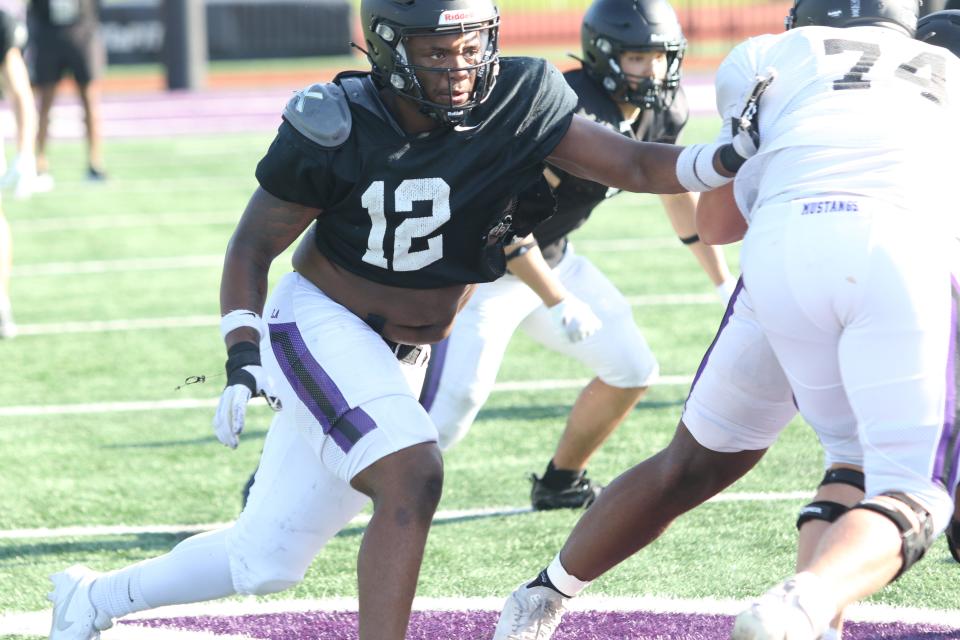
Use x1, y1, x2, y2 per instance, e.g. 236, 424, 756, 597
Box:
705, 0, 959, 636
419, 0, 737, 513
493, 0, 960, 637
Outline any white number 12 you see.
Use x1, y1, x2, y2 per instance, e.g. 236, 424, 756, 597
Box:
360, 178, 451, 272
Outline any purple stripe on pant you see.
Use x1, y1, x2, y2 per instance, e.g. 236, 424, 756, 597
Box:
685, 276, 745, 402
934, 277, 960, 490
418, 336, 449, 412
269, 321, 378, 454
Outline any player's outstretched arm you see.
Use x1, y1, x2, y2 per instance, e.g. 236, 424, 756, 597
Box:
220, 187, 322, 340
213, 188, 321, 448
546, 115, 741, 195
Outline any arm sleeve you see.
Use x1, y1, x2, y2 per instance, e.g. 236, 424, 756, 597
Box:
254, 122, 336, 210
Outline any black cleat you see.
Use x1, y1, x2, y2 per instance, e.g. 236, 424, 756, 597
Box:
87, 166, 108, 182
947, 518, 960, 563
530, 471, 602, 511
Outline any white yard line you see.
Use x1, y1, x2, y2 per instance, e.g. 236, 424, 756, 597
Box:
14, 290, 716, 335
0, 375, 694, 418
13, 212, 239, 233
15, 256, 224, 277
0, 495, 809, 540
16, 315, 219, 336
3, 594, 959, 637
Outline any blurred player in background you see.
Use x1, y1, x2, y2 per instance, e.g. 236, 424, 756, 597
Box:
0, 1, 37, 338
419, 0, 737, 512
26, 0, 107, 187
42, 0, 750, 637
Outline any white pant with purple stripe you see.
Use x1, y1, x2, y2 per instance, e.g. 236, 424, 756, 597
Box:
226, 272, 437, 594
423, 243, 658, 451
740, 196, 958, 532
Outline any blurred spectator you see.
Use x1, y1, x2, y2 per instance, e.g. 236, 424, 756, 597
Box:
26, 0, 107, 186
0, 2, 37, 338
0, 3, 37, 198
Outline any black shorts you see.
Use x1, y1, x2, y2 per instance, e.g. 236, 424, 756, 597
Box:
26, 21, 105, 86
0, 11, 26, 58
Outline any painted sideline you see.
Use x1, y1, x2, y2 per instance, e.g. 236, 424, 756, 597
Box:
3, 594, 959, 637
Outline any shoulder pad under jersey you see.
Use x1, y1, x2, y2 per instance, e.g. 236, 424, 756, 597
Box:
283, 82, 351, 148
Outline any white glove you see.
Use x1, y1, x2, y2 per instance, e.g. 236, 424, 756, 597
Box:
212, 342, 280, 448
548, 295, 602, 343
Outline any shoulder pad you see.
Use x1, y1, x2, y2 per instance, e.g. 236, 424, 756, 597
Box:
283, 82, 351, 148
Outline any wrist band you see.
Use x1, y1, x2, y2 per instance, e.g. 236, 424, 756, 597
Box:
676, 142, 733, 193
220, 309, 263, 340
679, 233, 700, 245
506, 242, 536, 261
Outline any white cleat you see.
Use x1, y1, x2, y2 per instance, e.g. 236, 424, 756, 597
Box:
730, 580, 821, 640
47, 565, 113, 640
492, 582, 568, 640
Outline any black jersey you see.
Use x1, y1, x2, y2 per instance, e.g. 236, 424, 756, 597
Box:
531, 68, 689, 261
256, 57, 577, 289
27, 0, 98, 28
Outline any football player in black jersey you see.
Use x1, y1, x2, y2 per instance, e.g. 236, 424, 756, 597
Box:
420, 0, 737, 513
44, 0, 750, 637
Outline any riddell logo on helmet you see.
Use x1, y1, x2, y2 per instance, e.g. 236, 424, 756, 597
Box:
439, 10, 476, 24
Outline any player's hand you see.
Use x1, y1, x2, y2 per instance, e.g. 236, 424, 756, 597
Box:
212, 342, 281, 448
549, 295, 602, 343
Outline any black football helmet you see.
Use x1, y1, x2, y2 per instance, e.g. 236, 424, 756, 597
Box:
785, 0, 920, 35
579, 0, 686, 111
359, 0, 500, 125
917, 9, 960, 56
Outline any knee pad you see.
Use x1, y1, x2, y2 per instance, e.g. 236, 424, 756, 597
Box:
849, 491, 935, 581
796, 468, 865, 530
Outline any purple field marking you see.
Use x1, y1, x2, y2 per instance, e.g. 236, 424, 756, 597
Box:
128, 609, 960, 639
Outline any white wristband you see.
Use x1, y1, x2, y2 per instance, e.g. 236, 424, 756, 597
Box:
676, 142, 733, 193
220, 309, 263, 340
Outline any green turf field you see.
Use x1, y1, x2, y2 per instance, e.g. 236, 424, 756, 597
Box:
1, 116, 957, 640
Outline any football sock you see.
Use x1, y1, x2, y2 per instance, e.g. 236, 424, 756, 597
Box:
820, 627, 842, 640
526, 553, 591, 598
90, 529, 236, 619
716, 278, 738, 304
782, 572, 838, 638
541, 460, 584, 489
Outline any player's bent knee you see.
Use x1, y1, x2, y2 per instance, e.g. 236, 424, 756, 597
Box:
796, 468, 865, 530
849, 491, 935, 580
230, 557, 308, 596
430, 385, 488, 450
